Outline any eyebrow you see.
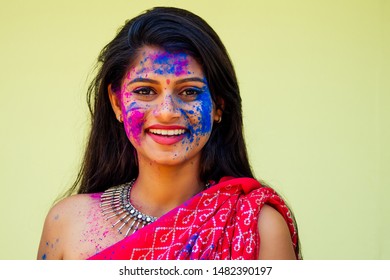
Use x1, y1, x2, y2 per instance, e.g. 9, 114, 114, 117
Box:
127, 78, 159, 85
174, 77, 206, 85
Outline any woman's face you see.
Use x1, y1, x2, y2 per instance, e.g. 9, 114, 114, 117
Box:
112, 46, 220, 167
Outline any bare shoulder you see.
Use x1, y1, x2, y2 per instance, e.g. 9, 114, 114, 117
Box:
258, 204, 296, 260
37, 193, 99, 260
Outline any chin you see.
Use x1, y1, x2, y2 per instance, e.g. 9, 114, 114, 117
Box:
139, 151, 199, 167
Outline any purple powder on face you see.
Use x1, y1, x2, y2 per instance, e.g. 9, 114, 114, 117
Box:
140, 51, 189, 77
125, 110, 145, 144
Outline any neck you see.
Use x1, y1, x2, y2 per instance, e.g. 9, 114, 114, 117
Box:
131, 157, 204, 217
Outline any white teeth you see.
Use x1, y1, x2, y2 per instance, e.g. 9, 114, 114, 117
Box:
149, 129, 186, 136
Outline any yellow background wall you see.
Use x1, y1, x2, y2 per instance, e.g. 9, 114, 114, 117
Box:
0, 0, 388, 259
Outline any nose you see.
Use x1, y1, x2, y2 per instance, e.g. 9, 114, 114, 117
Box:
153, 93, 181, 122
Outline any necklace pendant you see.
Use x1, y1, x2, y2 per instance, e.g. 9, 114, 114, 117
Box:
100, 179, 158, 236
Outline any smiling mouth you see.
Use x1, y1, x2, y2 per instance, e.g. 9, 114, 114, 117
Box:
147, 128, 187, 136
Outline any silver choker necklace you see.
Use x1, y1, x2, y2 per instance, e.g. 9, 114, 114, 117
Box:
100, 180, 157, 236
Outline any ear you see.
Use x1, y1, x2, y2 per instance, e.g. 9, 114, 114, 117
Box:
213, 97, 225, 123
108, 84, 123, 122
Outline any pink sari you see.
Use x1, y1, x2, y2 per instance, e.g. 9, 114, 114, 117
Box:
89, 177, 299, 260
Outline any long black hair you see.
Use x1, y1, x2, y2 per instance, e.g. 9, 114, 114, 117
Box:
68, 7, 254, 195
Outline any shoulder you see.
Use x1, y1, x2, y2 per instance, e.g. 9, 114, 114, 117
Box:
258, 204, 296, 260
37, 193, 101, 260
46, 193, 99, 226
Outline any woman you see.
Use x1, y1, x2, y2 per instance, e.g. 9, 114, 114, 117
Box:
37, 7, 300, 260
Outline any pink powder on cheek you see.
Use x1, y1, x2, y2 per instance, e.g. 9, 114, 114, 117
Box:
121, 89, 133, 100
124, 110, 145, 144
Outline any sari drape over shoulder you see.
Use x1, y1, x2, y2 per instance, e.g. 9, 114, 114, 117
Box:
88, 177, 299, 260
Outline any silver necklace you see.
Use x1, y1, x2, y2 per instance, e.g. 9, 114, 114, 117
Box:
100, 180, 157, 236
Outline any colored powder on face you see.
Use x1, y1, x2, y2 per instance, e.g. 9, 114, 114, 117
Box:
42, 253, 47, 260
185, 85, 213, 143
126, 68, 132, 80
127, 102, 138, 110
137, 51, 190, 77
125, 109, 145, 145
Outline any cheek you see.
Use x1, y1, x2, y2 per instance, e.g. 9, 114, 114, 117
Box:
198, 99, 214, 134
185, 97, 214, 142
122, 101, 147, 145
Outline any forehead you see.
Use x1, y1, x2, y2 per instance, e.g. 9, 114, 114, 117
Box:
130, 46, 203, 77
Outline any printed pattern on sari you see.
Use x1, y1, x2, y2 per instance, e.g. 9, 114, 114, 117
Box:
88, 177, 298, 260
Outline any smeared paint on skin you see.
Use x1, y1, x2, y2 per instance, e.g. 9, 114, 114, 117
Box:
126, 67, 135, 80
42, 253, 47, 260
135, 51, 189, 76
183, 85, 213, 144
124, 109, 145, 145
117, 47, 215, 163
165, 80, 213, 148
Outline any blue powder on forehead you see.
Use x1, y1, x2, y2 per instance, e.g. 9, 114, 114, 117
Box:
154, 68, 164, 75
152, 52, 187, 64
150, 52, 189, 76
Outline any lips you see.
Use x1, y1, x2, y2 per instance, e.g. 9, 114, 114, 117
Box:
146, 125, 187, 145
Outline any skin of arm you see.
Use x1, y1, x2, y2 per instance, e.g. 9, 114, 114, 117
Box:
37, 200, 68, 260
37, 194, 92, 260
258, 204, 297, 260
37, 193, 122, 260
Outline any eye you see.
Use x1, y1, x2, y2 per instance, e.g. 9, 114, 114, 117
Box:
133, 87, 156, 96
180, 88, 201, 96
